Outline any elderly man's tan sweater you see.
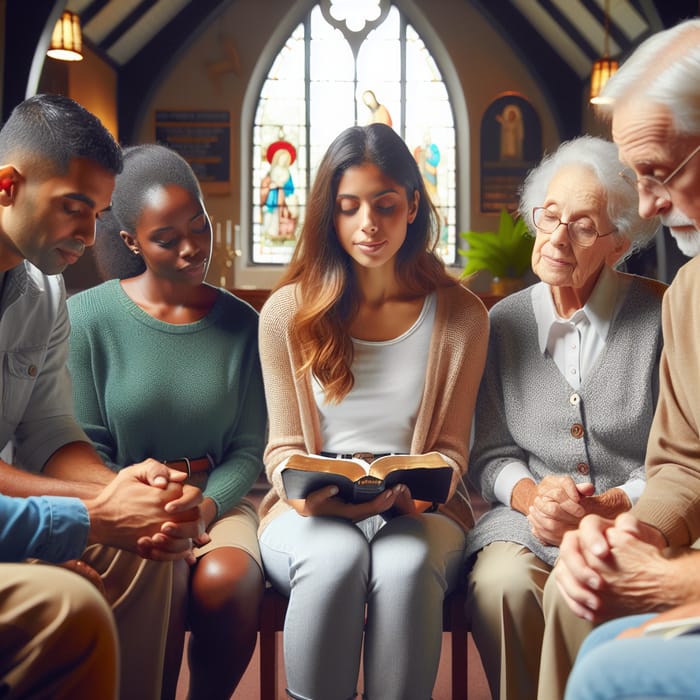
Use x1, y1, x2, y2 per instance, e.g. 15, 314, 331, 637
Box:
634, 254, 700, 546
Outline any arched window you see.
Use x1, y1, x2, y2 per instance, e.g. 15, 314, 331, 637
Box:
250, 0, 458, 267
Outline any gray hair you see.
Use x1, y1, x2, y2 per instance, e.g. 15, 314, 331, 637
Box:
600, 18, 700, 135
519, 136, 659, 256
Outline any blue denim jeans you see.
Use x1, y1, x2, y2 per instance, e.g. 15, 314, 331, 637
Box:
565, 614, 700, 700
260, 509, 466, 700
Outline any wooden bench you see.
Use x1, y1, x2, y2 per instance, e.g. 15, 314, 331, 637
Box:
258, 585, 470, 699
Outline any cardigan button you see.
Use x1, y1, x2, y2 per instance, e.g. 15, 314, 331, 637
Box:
570, 423, 584, 438
576, 462, 589, 475
569, 393, 581, 405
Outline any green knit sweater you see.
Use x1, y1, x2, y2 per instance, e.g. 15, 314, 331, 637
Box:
67, 280, 266, 519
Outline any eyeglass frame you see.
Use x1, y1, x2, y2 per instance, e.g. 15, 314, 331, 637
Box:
531, 207, 617, 248
619, 143, 700, 201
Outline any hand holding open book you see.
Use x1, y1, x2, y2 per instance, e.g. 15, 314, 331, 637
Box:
280, 452, 452, 504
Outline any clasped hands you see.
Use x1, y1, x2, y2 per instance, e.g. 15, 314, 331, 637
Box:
85, 458, 210, 564
520, 476, 670, 624
520, 475, 629, 547
554, 512, 669, 623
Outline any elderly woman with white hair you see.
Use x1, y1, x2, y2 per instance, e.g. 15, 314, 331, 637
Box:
463, 135, 666, 700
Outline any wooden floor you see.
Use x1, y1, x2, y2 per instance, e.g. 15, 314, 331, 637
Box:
175, 630, 491, 699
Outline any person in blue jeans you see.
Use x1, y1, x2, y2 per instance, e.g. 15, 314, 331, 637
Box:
565, 605, 700, 700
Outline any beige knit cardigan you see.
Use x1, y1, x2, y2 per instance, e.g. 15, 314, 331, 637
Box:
257, 282, 489, 534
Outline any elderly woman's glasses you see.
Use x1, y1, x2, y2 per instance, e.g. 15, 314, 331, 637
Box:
532, 207, 616, 248
619, 143, 700, 201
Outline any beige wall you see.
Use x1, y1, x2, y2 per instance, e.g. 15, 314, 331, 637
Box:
47, 0, 572, 290
38, 45, 117, 292
136, 0, 293, 273
68, 44, 118, 139
40, 44, 117, 139
411, 0, 562, 228
136, 0, 565, 287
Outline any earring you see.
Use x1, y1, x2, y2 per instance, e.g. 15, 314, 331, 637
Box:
0, 177, 12, 195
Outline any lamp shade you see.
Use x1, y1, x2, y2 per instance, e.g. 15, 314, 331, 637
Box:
589, 57, 618, 104
47, 11, 83, 62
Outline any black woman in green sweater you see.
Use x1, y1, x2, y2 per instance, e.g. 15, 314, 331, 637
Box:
67, 144, 267, 700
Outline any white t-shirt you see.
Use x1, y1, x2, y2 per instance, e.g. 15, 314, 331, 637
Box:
313, 292, 436, 454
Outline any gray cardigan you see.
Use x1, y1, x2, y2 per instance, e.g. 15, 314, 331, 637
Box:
465, 272, 666, 566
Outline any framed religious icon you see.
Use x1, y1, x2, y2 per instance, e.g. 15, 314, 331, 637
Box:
480, 94, 541, 214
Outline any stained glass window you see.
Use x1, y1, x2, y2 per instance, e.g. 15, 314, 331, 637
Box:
251, 1, 457, 265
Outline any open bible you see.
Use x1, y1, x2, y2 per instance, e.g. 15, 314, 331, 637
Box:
280, 451, 452, 504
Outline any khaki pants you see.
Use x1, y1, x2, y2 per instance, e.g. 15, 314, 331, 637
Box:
82, 545, 173, 700
466, 541, 593, 700
80, 501, 260, 700
0, 563, 118, 700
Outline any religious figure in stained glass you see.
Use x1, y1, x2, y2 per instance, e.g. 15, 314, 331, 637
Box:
260, 139, 299, 241
250, 3, 458, 265
414, 138, 440, 204
414, 135, 450, 256
362, 89, 392, 127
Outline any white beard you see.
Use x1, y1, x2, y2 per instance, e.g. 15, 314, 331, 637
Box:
662, 209, 700, 258
669, 228, 700, 257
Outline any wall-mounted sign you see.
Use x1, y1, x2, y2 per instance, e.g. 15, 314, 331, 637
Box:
155, 110, 231, 193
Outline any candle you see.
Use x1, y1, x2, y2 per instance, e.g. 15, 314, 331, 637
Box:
225, 220, 232, 247
215, 222, 222, 246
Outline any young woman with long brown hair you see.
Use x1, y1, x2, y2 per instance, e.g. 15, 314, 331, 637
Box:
257, 123, 489, 700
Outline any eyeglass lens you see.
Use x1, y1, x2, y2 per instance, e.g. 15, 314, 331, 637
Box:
533, 209, 598, 247
627, 143, 700, 200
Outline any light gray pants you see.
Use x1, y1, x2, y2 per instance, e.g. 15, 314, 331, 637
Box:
260, 509, 466, 700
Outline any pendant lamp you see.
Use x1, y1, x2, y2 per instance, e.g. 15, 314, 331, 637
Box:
47, 11, 84, 62
589, 0, 617, 104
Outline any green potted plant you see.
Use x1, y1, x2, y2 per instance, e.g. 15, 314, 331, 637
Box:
458, 208, 534, 296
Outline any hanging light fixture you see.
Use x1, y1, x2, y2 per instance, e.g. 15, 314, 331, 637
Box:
589, 0, 617, 104
47, 11, 84, 62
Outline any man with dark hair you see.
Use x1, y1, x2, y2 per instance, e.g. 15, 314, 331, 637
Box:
0, 94, 205, 699
0, 93, 123, 179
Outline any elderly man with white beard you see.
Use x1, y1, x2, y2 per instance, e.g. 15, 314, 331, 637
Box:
553, 17, 700, 700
